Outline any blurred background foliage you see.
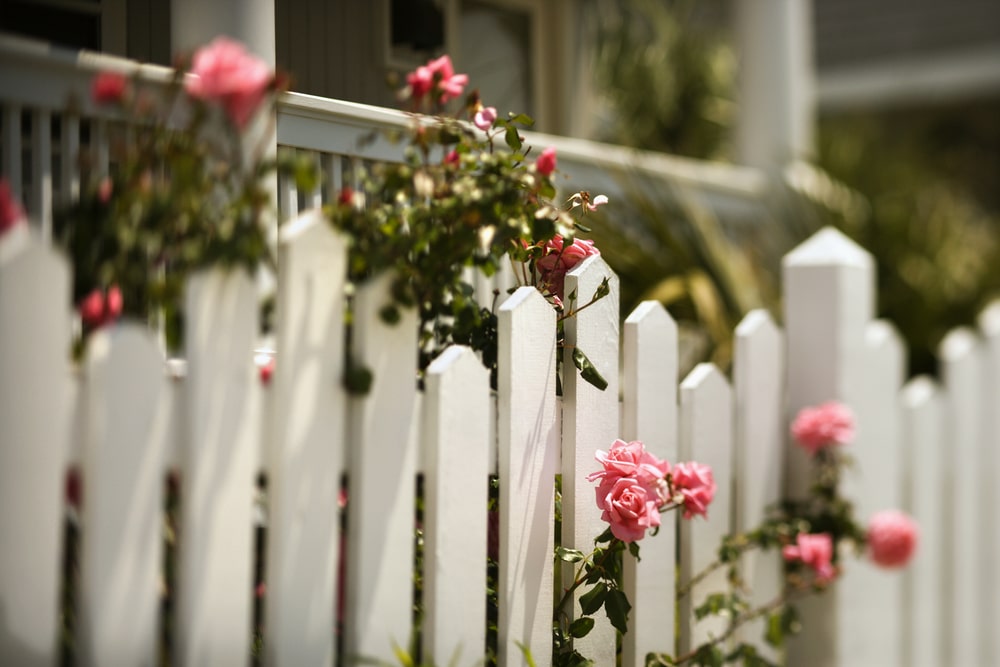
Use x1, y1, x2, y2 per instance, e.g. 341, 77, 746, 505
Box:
584, 0, 1000, 377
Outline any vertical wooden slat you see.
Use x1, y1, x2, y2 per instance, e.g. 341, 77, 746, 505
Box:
278, 149, 299, 223
939, 328, 984, 667
0, 234, 72, 667
783, 227, 874, 666
840, 320, 906, 666
264, 211, 348, 666
900, 377, 945, 667
320, 152, 341, 204
93, 120, 110, 176
3, 105, 23, 200
561, 256, 619, 664
344, 273, 419, 661
732, 310, 784, 660
621, 301, 678, 665
678, 363, 733, 654
977, 301, 1000, 665
60, 114, 80, 205
30, 109, 53, 240
497, 286, 558, 667
423, 346, 490, 664
178, 269, 260, 667
79, 326, 170, 667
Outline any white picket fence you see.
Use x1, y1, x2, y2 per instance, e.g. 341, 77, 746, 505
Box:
2, 211, 999, 666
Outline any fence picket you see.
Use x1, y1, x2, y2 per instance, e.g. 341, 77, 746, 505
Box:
783, 227, 874, 666
177, 269, 260, 667
678, 363, 733, 655
839, 320, 906, 666
2, 103, 22, 199
263, 211, 348, 666
497, 287, 558, 667
30, 109, 52, 240
422, 346, 490, 665
900, 377, 945, 667
980, 301, 1000, 665
561, 256, 620, 663
343, 273, 419, 662
940, 328, 984, 667
79, 325, 170, 667
0, 234, 71, 667
732, 310, 783, 660
621, 301, 678, 665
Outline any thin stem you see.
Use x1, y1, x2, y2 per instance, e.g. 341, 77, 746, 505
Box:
554, 544, 616, 625
556, 291, 606, 322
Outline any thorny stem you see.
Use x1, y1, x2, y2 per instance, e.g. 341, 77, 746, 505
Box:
675, 538, 759, 601
556, 288, 608, 322
554, 545, 615, 624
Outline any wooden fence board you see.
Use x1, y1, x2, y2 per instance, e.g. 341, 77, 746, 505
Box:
79, 325, 170, 667
0, 234, 71, 667
977, 301, 1000, 665
621, 301, 678, 665
561, 256, 620, 664
177, 269, 260, 667
423, 345, 490, 665
264, 211, 348, 666
497, 286, 558, 667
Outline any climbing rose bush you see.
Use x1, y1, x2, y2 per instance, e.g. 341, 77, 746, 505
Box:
783, 532, 837, 582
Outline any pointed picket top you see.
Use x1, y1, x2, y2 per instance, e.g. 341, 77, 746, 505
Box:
783, 226, 873, 269
79, 324, 169, 667
940, 327, 979, 362
422, 345, 490, 665
979, 300, 1000, 338
0, 225, 71, 667
621, 299, 678, 666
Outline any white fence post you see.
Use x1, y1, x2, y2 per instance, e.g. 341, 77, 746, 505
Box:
0, 232, 71, 667
678, 363, 734, 655
263, 211, 348, 666
497, 286, 558, 667
178, 269, 260, 667
79, 325, 170, 667
343, 273, 419, 662
900, 376, 946, 667
939, 328, 984, 667
422, 345, 490, 665
561, 256, 620, 664
783, 226, 874, 666
621, 301, 678, 665
732, 310, 784, 660
980, 301, 1000, 665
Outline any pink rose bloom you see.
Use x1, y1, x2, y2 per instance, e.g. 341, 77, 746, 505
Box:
91, 71, 128, 105
185, 37, 273, 129
535, 146, 557, 176
426, 55, 467, 102
1, 179, 25, 235
79, 285, 123, 329
867, 510, 919, 568
791, 401, 855, 456
671, 461, 716, 519
443, 149, 460, 166
406, 65, 434, 99
97, 177, 113, 204
259, 357, 276, 386
783, 533, 836, 582
588, 439, 670, 508
598, 476, 661, 543
535, 234, 600, 299
474, 105, 497, 131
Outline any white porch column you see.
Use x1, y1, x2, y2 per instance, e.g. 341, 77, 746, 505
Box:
735, 0, 815, 170
171, 0, 275, 65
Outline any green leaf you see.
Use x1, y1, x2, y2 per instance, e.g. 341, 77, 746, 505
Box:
693, 645, 724, 667
556, 546, 586, 563
694, 593, 729, 621
578, 582, 607, 615
379, 304, 401, 325
508, 112, 535, 127
628, 541, 641, 561
571, 347, 609, 391
505, 125, 522, 151
515, 641, 538, 667
594, 527, 614, 544
604, 588, 631, 634
765, 612, 783, 648
343, 361, 373, 396
568, 616, 595, 638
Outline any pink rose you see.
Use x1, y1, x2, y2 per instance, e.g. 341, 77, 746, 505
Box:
535, 146, 557, 176
406, 55, 468, 104
97, 177, 113, 204
791, 401, 855, 456
406, 65, 434, 99
535, 234, 600, 299
598, 476, 661, 543
0, 179, 25, 235
671, 461, 716, 519
259, 357, 275, 385
79, 285, 123, 329
443, 149, 460, 166
867, 510, 918, 568
588, 439, 670, 509
91, 71, 128, 105
185, 37, 273, 129
474, 106, 497, 131
783, 533, 836, 582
